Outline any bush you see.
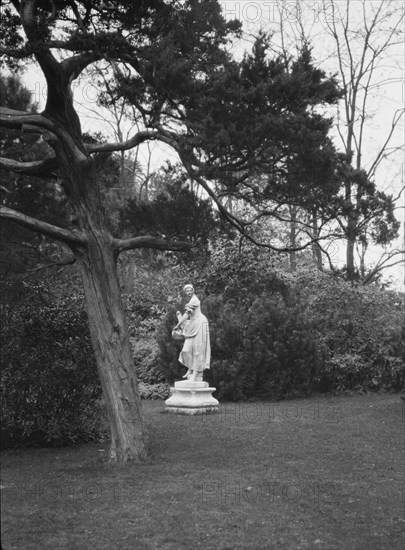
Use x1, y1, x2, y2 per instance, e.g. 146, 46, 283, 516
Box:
314, 353, 405, 393
138, 382, 171, 400
298, 272, 405, 393
156, 293, 320, 400
131, 338, 166, 384
0, 295, 106, 448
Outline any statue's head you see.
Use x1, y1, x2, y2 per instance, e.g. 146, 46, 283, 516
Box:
183, 283, 194, 297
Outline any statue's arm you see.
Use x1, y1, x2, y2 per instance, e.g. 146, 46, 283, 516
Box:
173, 296, 198, 329
174, 311, 189, 329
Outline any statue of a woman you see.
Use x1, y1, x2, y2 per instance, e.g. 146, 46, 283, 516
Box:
172, 284, 211, 382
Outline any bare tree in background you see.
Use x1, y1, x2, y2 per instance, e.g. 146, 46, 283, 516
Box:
320, 0, 404, 279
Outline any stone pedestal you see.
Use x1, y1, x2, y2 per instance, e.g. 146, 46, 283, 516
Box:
165, 380, 219, 415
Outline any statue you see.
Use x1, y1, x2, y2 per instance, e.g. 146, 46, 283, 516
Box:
172, 284, 211, 382
166, 283, 217, 414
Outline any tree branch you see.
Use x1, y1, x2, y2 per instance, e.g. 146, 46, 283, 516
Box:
86, 130, 161, 153
115, 236, 193, 253
362, 248, 405, 285
0, 107, 54, 132
367, 109, 405, 179
18, 0, 60, 80
0, 107, 88, 161
0, 206, 87, 246
23, 256, 77, 275
61, 52, 104, 80
0, 156, 59, 180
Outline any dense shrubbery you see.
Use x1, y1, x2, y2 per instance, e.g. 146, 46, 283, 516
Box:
156, 269, 404, 400
138, 382, 171, 400
299, 272, 405, 392
317, 353, 404, 392
130, 338, 165, 384
0, 287, 174, 449
0, 294, 106, 448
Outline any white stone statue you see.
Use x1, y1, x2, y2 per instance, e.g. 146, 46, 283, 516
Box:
172, 284, 211, 382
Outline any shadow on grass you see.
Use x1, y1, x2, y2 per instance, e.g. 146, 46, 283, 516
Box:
1, 393, 404, 550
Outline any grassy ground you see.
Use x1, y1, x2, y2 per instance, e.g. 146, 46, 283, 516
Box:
1, 393, 404, 550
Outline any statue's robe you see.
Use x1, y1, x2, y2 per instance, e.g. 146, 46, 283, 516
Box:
179, 295, 211, 372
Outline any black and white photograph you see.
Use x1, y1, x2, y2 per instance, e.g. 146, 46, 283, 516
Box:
1, 1, 404, 549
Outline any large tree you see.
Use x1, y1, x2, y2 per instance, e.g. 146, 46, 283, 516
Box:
0, 0, 341, 462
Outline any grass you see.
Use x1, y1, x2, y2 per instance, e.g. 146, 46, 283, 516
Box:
1, 393, 404, 550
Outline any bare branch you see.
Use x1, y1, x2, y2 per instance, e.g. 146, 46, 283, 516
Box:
362, 247, 405, 284
0, 206, 87, 246
24, 255, 76, 275
392, 185, 405, 203
367, 109, 405, 179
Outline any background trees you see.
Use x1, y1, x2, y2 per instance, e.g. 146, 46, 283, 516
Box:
319, 0, 404, 280
249, 0, 404, 280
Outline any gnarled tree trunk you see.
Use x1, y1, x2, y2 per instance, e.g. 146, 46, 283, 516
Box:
75, 231, 150, 463
64, 151, 150, 462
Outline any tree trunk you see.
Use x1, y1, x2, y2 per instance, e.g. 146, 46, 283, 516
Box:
346, 206, 357, 280
61, 149, 150, 463
360, 241, 367, 278
311, 209, 323, 270
344, 173, 357, 280
0, 13, 152, 463
289, 204, 297, 271
75, 232, 150, 463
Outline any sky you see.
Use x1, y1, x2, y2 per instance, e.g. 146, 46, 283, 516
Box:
19, 0, 405, 289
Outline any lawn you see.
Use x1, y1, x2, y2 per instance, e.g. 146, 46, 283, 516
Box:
1, 393, 404, 550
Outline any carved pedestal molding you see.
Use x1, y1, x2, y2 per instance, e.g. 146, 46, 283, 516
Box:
165, 380, 219, 414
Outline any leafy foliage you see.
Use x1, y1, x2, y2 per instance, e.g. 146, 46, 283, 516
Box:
330, 161, 400, 248
119, 168, 220, 244
131, 338, 165, 384
298, 271, 405, 391
0, 293, 105, 448
138, 382, 170, 400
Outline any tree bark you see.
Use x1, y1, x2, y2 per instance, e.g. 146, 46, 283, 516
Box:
75, 232, 150, 463
345, 180, 357, 280
60, 146, 151, 463
289, 204, 297, 272
311, 209, 323, 270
